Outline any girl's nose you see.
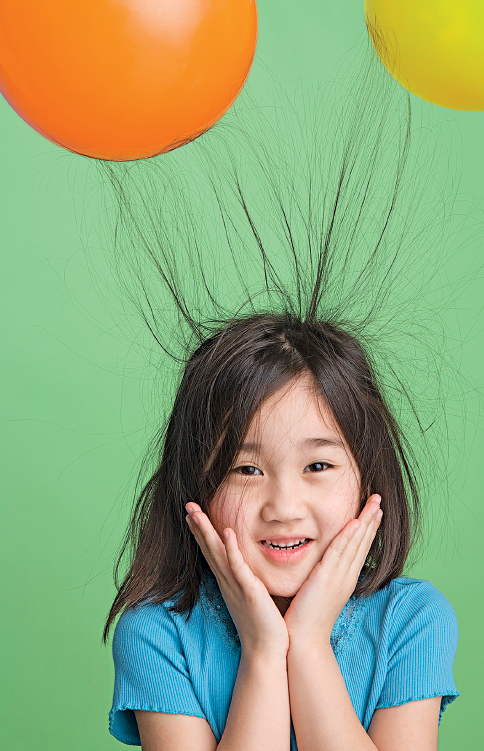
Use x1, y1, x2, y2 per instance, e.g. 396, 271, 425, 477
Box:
260, 477, 308, 522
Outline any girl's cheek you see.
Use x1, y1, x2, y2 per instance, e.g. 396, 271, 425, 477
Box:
207, 498, 237, 539
318, 497, 357, 538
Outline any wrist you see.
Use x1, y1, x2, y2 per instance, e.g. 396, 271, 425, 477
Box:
241, 637, 289, 663
288, 633, 332, 654
240, 648, 288, 675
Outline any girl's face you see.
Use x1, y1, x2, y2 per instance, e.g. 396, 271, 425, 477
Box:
209, 373, 361, 615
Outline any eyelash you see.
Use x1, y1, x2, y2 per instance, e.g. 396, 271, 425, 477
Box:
233, 461, 334, 476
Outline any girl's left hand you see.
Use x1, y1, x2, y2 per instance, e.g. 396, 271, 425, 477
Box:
283, 495, 383, 645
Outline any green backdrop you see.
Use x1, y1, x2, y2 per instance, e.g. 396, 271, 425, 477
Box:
1, 1, 483, 749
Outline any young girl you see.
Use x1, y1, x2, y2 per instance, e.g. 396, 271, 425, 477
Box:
103, 313, 459, 751
100, 42, 460, 751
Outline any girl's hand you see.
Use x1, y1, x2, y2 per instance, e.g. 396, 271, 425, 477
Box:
185, 503, 290, 658
283, 495, 383, 645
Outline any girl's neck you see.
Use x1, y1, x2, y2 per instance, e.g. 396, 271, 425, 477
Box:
271, 595, 293, 616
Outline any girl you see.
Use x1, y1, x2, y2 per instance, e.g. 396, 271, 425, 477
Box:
104, 315, 459, 751
99, 39, 460, 751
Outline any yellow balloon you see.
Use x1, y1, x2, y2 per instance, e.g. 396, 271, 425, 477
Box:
365, 0, 484, 110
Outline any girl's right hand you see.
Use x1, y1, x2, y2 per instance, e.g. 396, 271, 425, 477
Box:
185, 503, 290, 659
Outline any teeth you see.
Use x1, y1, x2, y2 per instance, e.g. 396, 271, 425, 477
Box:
262, 538, 309, 550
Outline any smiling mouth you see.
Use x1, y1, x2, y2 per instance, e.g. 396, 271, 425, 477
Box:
261, 538, 311, 550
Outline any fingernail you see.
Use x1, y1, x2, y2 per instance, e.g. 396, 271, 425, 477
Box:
186, 505, 194, 515
376, 509, 383, 521
374, 495, 381, 505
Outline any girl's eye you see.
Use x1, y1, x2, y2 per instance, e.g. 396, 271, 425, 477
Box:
234, 463, 333, 475
304, 461, 333, 473
234, 465, 263, 476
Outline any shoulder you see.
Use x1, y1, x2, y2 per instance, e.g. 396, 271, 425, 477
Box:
368, 577, 459, 651
112, 597, 199, 662
386, 577, 457, 622
364, 578, 460, 722
114, 598, 174, 640
109, 598, 211, 745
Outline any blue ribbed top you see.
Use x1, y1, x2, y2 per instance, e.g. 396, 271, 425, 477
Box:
109, 572, 459, 748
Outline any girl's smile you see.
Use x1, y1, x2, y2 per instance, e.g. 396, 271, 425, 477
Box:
209, 372, 361, 614
258, 537, 314, 562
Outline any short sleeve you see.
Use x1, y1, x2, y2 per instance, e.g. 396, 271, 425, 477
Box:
109, 602, 206, 745
376, 580, 459, 724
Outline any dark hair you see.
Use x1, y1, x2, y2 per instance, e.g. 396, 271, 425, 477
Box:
97, 36, 458, 644
101, 311, 420, 643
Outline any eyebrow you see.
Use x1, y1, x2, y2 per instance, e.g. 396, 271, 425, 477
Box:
240, 436, 345, 452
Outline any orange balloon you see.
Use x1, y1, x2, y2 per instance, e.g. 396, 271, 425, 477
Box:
0, 0, 258, 160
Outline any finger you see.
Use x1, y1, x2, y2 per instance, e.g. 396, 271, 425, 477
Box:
332, 500, 379, 573
356, 494, 381, 517
358, 495, 381, 523
186, 502, 201, 515
348, 498, 381, 549
366, 493, 381, 507
359, 508, 382, 552
325, 518, 362, 563
186, 512, 234, 586
326, 494, 381, 562
223, 528, 259, 593
349, 509, 383, 575
186, 511, 226, 565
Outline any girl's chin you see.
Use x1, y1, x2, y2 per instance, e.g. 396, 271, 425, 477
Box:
260, 574, 307, 600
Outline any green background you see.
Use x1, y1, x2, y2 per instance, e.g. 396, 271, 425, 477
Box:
1, 0, 483, 748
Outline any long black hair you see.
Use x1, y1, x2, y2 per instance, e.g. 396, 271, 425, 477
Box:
93, 34, 462, 644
